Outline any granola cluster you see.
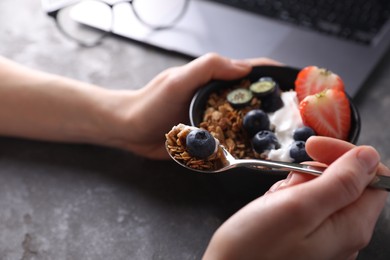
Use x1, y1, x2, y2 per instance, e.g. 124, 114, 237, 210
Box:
165, 124, 224, 171
199, 80, 266, 160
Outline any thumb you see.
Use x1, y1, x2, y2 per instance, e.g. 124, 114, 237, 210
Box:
300, 146, 380, 227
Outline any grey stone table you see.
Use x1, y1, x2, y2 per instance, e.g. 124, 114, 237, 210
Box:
1, 1, 390, 259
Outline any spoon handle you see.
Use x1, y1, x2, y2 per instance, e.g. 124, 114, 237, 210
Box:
241, 159, 390, 191
240, 159, 325, 175
370, 175, 390, 192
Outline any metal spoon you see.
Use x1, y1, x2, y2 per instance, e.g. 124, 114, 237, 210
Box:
166, 142, 390, 191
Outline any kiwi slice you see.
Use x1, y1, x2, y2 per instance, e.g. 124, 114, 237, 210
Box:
252, 77, 283, 112
227, 88, 253, 108
249, 78, 276, 97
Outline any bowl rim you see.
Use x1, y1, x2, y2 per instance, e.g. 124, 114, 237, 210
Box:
189, 65, 361, 144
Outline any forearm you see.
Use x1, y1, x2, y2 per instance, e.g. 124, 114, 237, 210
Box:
0, 53, 261, 159
0, 56, 134, 146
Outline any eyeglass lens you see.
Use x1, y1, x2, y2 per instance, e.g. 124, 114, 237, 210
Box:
132, 0, 188, 29
56, 0, 113, 46
55, 0, 188, 46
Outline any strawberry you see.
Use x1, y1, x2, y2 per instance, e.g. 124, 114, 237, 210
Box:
299, 89, 351, 140
295, 66, 345, 102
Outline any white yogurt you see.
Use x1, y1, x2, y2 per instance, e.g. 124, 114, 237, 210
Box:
266, 91, 304, 162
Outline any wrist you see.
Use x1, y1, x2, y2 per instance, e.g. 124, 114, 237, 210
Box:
88, 89, 139, 150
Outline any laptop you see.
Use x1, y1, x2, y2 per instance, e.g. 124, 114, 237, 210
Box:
42, 0, 390, 97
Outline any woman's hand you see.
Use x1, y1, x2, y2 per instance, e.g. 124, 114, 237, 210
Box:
203, 136, 390, 260
111, 53, 281, 159
0, 54, 279, 158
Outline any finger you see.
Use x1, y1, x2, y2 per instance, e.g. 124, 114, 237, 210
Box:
268, 159, 328, 193
178, 53, 252, 88
332, 164, 390, 238
266, 179, 286, 193
173, 53, 282, 90
280, 172, 317, 188
347, 252, 360, 260
246, 57, 284, 66
267, 172, 316, 193
334, 188, 387, 252
306, 136, 356, 165
267, 160, 327, 194
291, 146, 380, 230
144, 53, 251, 100
307, 179, 388, 258
308, 166, 389, 256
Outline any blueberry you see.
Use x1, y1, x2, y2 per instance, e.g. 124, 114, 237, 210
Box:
251, 130, 280, 154
186, 129, 216, 159
261, 95, 284, 113
243, 109, 270, 137
293, 126, 316, 141
289, 141, 312, 163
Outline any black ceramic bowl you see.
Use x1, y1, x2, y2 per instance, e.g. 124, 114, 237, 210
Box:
187, 65, 361, 195
189, 65, 361, 153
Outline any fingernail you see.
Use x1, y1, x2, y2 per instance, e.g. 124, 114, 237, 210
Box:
356, 146, 380, 174
231, 59, 251, 68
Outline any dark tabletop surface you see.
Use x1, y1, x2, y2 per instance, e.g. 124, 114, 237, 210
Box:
1, 1, 390, 259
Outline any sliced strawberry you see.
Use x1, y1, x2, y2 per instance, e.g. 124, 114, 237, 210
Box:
299, 89, 351, 140
295, 66, 345, 102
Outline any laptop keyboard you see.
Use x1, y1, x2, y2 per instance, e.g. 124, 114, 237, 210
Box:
207, 0, 390, 45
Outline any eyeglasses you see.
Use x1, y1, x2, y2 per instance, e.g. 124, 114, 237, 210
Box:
45, 0, 190, 47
